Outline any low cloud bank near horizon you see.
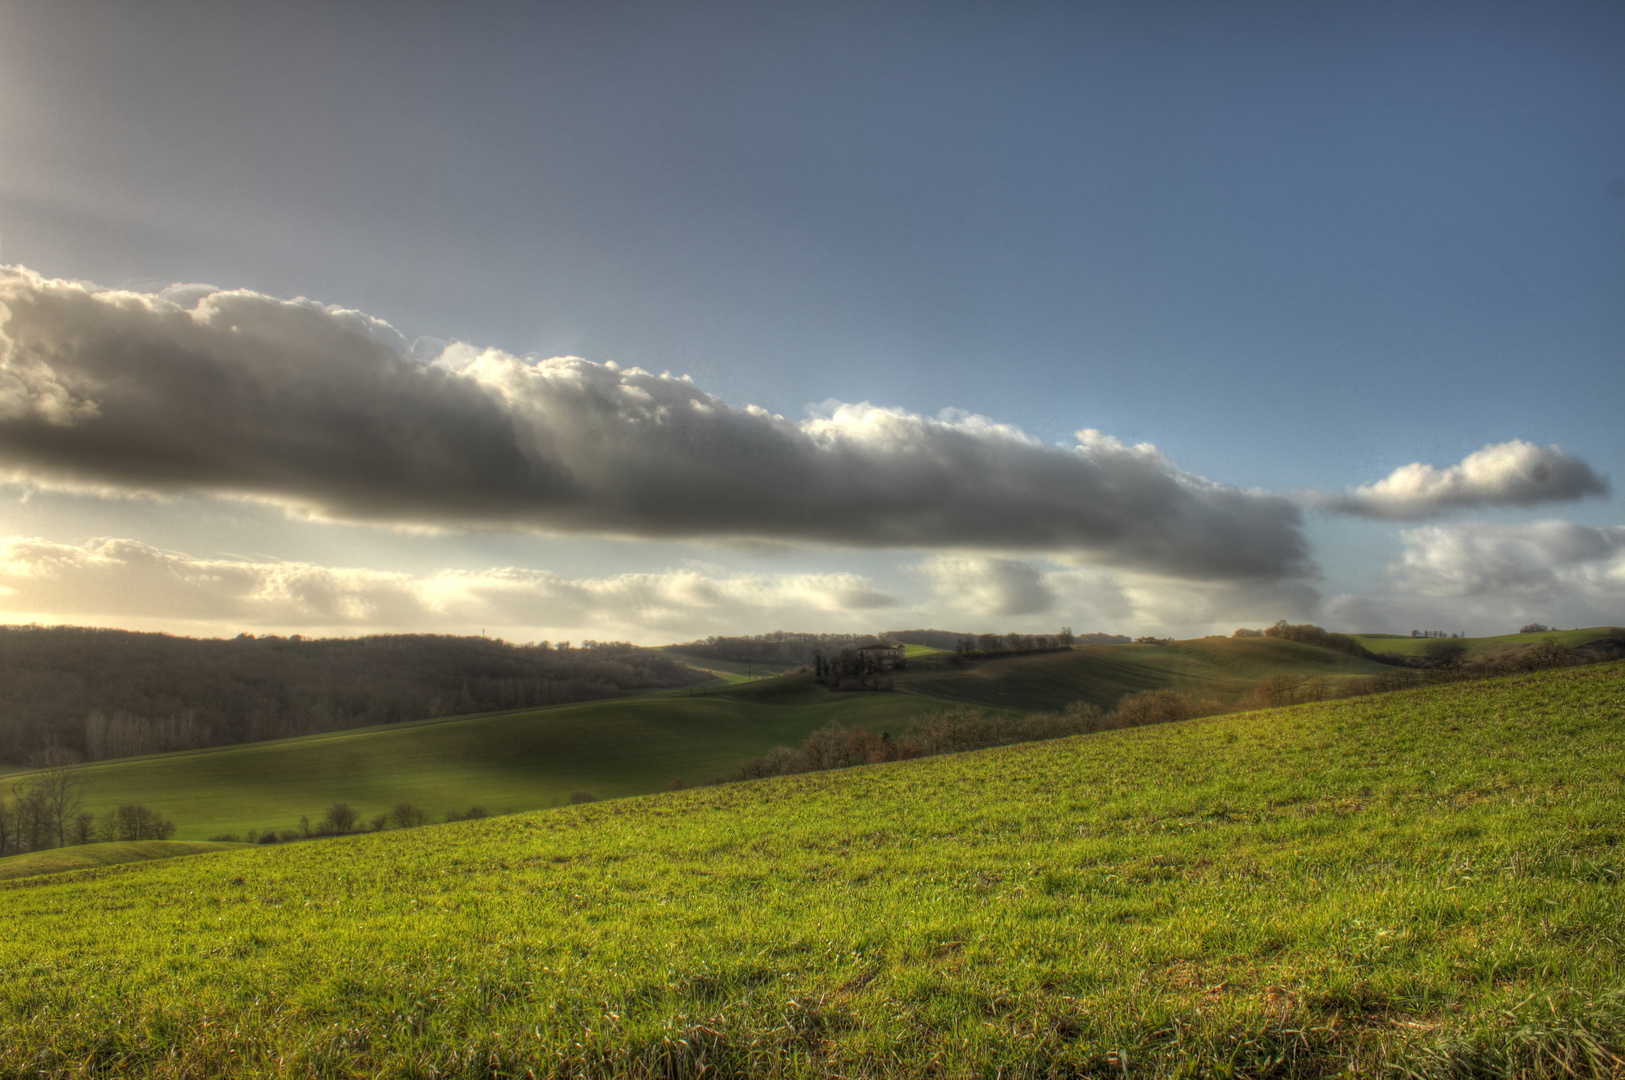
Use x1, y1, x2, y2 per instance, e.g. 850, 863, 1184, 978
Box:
1326, 520, 1625, 634
1309, 440, 1609, 520
0, 536, 901, 641
0, 268, 1310, 582
0, 536, 1326, 644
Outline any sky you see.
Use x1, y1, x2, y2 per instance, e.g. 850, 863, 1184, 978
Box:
0, 0, 1621, 644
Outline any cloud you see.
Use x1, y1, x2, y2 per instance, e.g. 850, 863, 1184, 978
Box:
1323, 520, 1625, 634
0, 267, 1310, 581
0, 536, 900, 640
1310, 440, 1609, 520
917, 555, 1058, 617
916, 554, 1322, 637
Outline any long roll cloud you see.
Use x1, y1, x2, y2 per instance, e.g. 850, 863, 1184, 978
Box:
0, 268, 1310, 580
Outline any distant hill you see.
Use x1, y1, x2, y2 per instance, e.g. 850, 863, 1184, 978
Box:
0, 625, 705, 768
1350, 626, 1623, 661
1, 634, 1400, 840
892, 635, 1391, 711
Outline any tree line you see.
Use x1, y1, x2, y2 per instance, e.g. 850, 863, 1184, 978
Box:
735, 689, 1219, 780
667, 632, 873, 667
1, 752, 177, 855
0, 626, 706, 767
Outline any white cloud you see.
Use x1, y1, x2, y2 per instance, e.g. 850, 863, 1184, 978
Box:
0, 267, 1310, 581
1323, 520, 1625, 634
0, 536, 900, 642
916, 554, 1321, 638
916, 555, 1058, 617
1311, 440, 1609, 520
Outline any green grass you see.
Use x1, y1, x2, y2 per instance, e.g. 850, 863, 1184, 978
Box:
11, 639, 1392, 842
1349, 626, 1617, 658
38, 675, 957, 840
3, 662, 1621, 1078
895, 636, 1391, 711
0, 839, 249, 880
661, 650, 800, 681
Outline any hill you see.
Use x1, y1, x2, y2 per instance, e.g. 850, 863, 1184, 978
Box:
892, 635, 1391, 711
1350, 625, 1620, 660
0, 625, 705, 768
19, 675, 959, 840
1, 661, 1619, 1077
0, 840, 247, 881
4, 637, 1398, 842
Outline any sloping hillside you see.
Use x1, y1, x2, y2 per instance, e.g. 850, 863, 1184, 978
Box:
1351, 626, 1620, 660
28, 676, 959, 839
894, 636, 1391, 710
0, 840, 247, 881
3, 662, 1620, 1078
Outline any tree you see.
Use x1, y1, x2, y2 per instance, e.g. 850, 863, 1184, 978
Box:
101, 804, 175, 841
1425, 640, 1467, 672
321, 802, 359, 833
1525, 636, 1573, 669
18, 746, 86, 849
390, 802, 428, 828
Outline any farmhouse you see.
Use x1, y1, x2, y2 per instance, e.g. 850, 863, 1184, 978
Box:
853, 640, 906, 669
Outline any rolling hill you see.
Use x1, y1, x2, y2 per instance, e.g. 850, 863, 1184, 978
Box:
2, 661, 1620, 1077
29, 675, 961, 840
0, 839, 248, 881
1350, 625, 1619, 659
892, 635, 1392, 711
6, 637, 1399, 842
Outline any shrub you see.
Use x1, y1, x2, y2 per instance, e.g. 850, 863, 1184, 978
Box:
367, 813, 389, 832
568, 791, 599, 804
257, 830, 279, 844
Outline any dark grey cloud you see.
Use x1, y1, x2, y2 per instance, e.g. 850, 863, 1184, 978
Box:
1308, 441, 1609, 520
0, 268, 1311, 581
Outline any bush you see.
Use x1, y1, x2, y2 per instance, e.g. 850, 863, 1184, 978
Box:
1520, 623, 1551, 634
257, 830, 279, 844
568, 791, 599, 804
444, 806, 490, 822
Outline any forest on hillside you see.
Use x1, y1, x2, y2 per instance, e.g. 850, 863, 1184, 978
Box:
0, 626, 706, 767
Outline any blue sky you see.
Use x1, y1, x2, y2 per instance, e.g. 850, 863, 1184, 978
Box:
0, 1, 1620, 642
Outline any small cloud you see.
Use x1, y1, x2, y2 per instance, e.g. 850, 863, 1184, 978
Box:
918, 555, 1058, 617
1309, 440, 1609, 520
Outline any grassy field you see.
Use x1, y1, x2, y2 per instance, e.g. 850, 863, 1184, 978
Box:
23, 676, 959, 841
3, 661, 1620, 1077
1349, 626, 1617, 658
660, 650, 800, 683
894, 636, 1391, 711
4, 638, 1393, 842
0, 839, 248, 880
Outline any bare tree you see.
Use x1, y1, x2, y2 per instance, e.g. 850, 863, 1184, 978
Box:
15, 746, 86, 849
